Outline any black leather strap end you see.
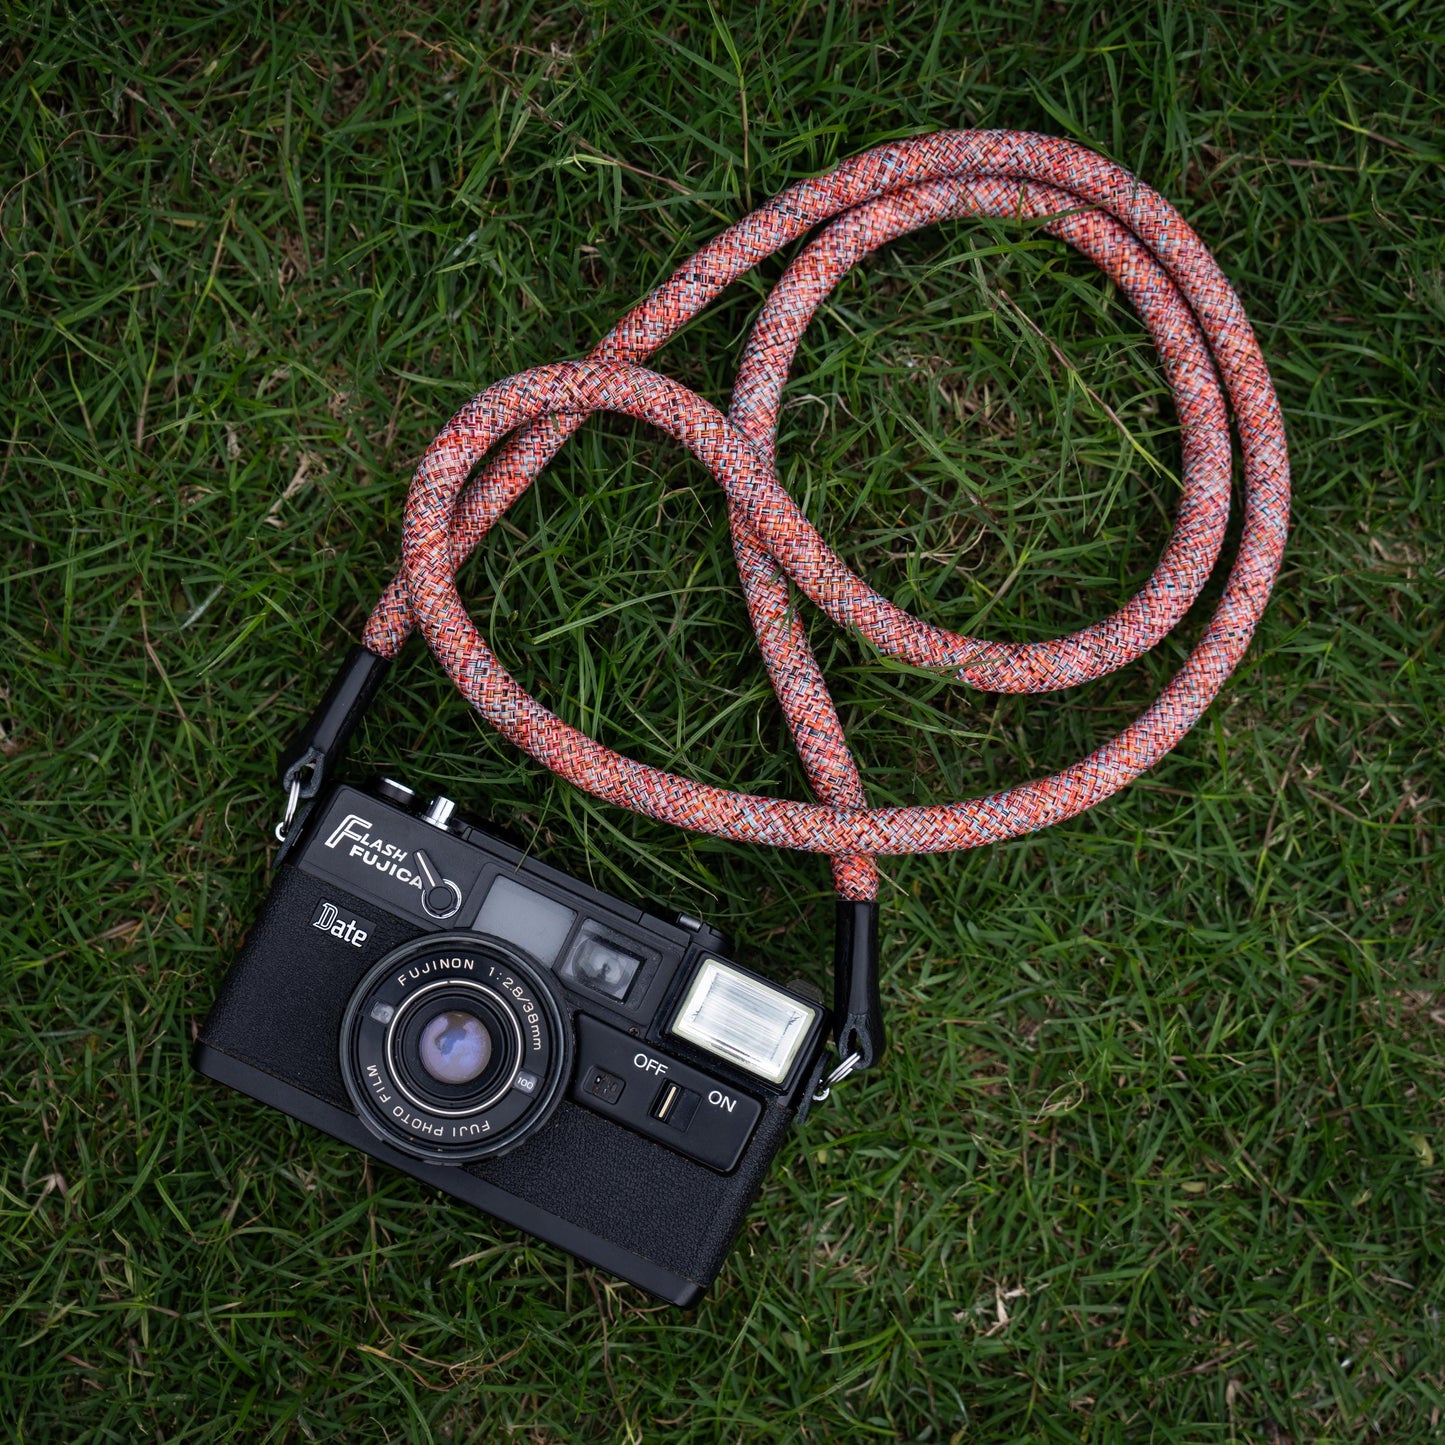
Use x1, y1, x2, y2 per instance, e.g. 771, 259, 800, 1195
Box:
276, 644, 390, 797
833, 899, 883, 1068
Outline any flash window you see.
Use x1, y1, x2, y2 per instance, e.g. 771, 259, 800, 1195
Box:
669, 958, 820, 1084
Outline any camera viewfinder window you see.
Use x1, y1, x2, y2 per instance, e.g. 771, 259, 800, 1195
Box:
474, 875, 576, 965
558, 923, 646, 1002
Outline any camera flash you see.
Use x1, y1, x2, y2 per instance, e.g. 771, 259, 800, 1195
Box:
669, 959, 819, 1084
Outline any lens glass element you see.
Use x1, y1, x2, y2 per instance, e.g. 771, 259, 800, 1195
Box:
418, 1009, 492, 1084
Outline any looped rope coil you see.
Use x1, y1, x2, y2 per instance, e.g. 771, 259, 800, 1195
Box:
360, 129, 1289, 903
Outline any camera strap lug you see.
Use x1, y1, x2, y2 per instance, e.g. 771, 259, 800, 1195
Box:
272, 643, 391, 841
273, 766, 307, 843
810, 899, 883, 1105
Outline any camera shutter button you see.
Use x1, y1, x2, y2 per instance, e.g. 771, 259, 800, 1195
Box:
421, 795, 457, 830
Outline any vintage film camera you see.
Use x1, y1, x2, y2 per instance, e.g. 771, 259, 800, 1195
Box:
192, 648, 881, 1303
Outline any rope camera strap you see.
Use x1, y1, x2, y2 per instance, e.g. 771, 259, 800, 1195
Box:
276, 129, 1290, 1075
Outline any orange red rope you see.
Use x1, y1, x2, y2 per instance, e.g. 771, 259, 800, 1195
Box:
361, 130, 1289, 902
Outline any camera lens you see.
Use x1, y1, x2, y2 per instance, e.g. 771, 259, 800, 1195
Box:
340, 932, 570, 1163
418, 1009, 492, 1084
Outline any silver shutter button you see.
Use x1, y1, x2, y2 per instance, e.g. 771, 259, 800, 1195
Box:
421, 795, 456, 830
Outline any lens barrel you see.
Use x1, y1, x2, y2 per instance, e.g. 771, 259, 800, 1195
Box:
339, 932, 569, 1162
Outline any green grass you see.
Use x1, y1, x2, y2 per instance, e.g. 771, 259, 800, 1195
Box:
3, 1, 1442, 1439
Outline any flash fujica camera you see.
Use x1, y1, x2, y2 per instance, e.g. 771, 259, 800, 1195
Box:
196, 131, 1288, 1306
197, 756, 841, 1305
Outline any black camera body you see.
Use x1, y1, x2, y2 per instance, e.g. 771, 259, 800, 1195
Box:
195, 776, 830, 1305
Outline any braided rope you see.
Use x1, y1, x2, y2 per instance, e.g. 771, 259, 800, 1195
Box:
361, 130, 1289, 904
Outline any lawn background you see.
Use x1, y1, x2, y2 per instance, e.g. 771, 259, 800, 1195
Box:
3, 2, 1442, 1440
